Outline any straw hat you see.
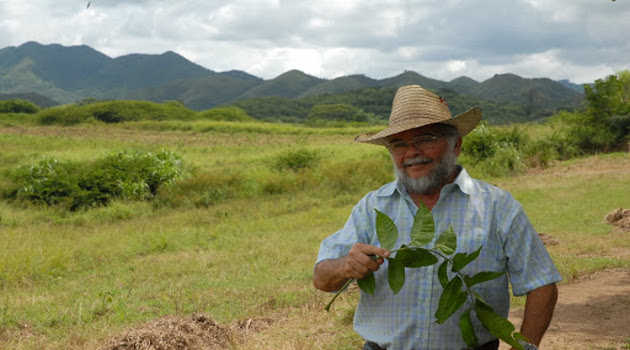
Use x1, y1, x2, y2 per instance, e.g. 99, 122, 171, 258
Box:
355, 85, 482, 145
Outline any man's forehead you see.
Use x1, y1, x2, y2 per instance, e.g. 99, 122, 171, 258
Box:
389, 125, 441, 140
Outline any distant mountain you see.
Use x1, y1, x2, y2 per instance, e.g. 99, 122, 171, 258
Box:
448, 76, 480, 94
0, 41, 587, 124
299, 74, 380, 98
557, 79, 585, 93
469, 74, 584, 115
0, 41, 110, 90
0, 41, 215, 102
127, 73, 263, 111
379, 71, 448, 90
89, 51, 214, 92
236, 69, 325, 100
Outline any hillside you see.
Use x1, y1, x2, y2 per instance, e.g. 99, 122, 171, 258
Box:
0, 41, 585, 123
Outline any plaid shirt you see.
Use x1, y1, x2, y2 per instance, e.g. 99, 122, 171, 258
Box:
316, 167, 562, 350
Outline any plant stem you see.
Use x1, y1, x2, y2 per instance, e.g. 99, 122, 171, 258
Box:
324, 278, 355, 312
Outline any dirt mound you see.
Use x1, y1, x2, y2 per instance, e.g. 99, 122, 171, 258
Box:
98, 314, 278, 350
606, 208, 630, 232
98, 314, 235, 350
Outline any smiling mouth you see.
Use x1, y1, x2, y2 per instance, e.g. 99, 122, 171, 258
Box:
404, 158, 432, 167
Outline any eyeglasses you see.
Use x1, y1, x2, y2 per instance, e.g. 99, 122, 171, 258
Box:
386, 135, 442, 155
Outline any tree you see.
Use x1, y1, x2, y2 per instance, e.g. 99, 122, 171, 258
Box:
550, 70, 629, 154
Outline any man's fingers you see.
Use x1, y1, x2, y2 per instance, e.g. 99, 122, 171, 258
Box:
342, 243, 392, 279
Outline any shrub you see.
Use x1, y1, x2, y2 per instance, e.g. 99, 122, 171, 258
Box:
10, 156, 78, 206
271, 148, 322, 172
38, 105, 91, 125
0, 99, 40, 114
522, 138, 559, 168
461, 124, 529, 162
7, 150, 185, 211
36, 100, 196, 125
482, 144, 526, 177
196, 106, 256, 122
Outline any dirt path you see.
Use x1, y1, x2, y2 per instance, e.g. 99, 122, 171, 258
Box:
501, 269, 630, 350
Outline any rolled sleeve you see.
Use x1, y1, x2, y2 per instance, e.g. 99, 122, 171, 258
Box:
503, 201, 562, 296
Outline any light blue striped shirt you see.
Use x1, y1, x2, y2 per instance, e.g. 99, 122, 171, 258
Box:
316, 167, 562, 350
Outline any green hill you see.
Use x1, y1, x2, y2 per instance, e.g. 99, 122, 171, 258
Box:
0, 41, 586, 124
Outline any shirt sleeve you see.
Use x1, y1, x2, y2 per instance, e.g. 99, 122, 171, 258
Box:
501, 197, 563, 296
316, 196, 377, 264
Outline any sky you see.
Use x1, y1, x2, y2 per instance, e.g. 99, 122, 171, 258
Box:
1, 0, 629, 84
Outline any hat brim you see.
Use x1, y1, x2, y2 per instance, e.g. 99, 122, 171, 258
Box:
354, 107, 482, 146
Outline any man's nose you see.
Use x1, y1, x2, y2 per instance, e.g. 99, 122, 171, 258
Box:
404, 141, 423, 157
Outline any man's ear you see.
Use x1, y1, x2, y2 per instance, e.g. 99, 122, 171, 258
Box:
453, 137, 463, 156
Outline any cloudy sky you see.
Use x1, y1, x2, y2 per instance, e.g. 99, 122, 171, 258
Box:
1, 0, 628, 84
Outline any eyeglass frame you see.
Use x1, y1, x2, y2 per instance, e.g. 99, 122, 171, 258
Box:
385, 134, 444, 155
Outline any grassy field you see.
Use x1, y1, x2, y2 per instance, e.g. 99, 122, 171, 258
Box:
0, 121, 629, 350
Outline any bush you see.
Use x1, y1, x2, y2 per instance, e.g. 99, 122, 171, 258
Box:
36, 100, 196, 125
10, 156, 78, 206
7, 150, 185, 211
0, 99, 40, 114
482, 144, 526, 177
271, 148, 322, 172
196, 106, 256, 122
522, 138, 559, 168
461, 124, 529, 162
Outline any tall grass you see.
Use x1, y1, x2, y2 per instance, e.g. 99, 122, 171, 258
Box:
0, 123, 628, 350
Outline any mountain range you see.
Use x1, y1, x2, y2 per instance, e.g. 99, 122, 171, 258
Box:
1, 41, 586, 123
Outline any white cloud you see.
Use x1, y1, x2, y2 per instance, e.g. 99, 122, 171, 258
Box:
0, 0, 629, 83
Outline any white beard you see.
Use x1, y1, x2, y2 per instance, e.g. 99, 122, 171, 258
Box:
393, 150, 458, 195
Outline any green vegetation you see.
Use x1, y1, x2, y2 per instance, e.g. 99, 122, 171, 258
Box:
36, 100, 196, 125
196, 106, 256, 122
6, 150, 184, 211
0, 99, 40, 114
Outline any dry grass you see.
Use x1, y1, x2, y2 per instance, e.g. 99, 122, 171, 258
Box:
98, 314, 235, 350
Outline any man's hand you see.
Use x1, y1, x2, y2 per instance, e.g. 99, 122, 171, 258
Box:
313, 243, 390, 292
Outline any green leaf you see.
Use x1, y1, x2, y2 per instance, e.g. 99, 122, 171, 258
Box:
435, 276, 468, 324
464, 271, 506, 287
357, 271, 376, 295
476, 307, 524, 350
474, 295, 494, 312
396, 247, 438, 268
387, 257, 405, 294
459, 308, 478, 347
435, 224, 457, 255
437, 261, 449, 288
374, 209, 398, 251
451, 246, 482, 272
409, 202, 434, 246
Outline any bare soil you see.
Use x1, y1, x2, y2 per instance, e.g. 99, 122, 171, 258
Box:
501, 269, 630, 350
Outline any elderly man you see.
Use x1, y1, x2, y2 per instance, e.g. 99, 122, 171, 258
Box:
313, 85, 561, 350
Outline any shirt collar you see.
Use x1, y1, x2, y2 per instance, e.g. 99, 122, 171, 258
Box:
448, 166, 477, 196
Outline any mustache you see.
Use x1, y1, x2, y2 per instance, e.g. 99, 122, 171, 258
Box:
403, 157, 432, 167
